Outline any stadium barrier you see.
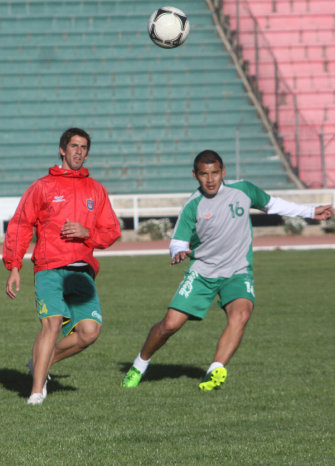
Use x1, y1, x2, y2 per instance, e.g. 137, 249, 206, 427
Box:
1, 189, 335, 238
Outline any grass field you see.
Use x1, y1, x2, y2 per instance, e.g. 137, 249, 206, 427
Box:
0, 250, 334, 465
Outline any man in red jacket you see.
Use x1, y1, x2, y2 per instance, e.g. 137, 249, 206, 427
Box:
3, 127, 121, 405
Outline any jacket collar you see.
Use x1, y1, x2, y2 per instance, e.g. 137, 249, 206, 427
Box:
49, 165, 89, 178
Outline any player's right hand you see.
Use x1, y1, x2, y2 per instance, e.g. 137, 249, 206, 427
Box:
170, 250, 191, 266
6, 267, 20, 299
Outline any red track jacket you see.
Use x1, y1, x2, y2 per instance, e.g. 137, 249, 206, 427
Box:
3, 165, 121, 277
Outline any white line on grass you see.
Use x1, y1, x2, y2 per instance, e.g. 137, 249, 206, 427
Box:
1, 243, 335, 261
253, 244, 335, 252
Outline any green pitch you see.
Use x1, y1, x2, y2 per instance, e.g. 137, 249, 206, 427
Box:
0, 251, 334, 465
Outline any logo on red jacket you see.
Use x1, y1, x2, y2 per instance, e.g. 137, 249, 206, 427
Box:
87, 199, 95, 211
52, 195, 65, 203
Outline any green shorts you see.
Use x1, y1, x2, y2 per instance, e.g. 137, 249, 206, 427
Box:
169, 270, 255, 320
35, 268, 102, 336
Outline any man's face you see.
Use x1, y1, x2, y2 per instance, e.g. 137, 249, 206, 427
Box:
193, 161, 225, 197
60, 135, 89, 171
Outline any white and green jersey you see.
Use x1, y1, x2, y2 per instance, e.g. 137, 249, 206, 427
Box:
170, 180, 315, 279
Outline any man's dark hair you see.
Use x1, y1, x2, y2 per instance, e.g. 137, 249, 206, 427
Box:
193, 150, 224, 173
59, 128, 91, 159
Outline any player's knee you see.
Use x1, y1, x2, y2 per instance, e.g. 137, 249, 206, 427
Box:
227, 304, 253, 329
159, 318, 180, 336
239, 308, 252, 327
77, 321, 101, 347
159, 308, 187, 336
84, 327, 101, 346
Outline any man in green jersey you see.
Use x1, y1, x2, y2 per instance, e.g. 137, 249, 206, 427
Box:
122, 150, 334, 390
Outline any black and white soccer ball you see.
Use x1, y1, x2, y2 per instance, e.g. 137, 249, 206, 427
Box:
148, 6, 190, 49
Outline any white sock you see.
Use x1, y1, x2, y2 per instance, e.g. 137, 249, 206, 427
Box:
207, 362, 224, 374
133, 353, 151, 374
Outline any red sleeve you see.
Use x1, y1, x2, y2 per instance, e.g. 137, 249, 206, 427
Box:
2, 182, 42, 271
83, 185, 121, 249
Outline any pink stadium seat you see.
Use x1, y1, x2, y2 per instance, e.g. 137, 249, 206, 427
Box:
223, 0, 335, 16
258, 73, 335, 92
238, 27, 335, 45
276, 106, 335, 125
247, 60, 333, 77
279, 121, 335, 135
244, 44, 335, 62
263, 90, 334, 108
222, 0, 335, 187
245, 15, 333, 31
288, 73, 335, 90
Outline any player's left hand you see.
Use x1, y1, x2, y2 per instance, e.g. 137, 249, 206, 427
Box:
314, 205, 335, 220
61, 219, 89, 238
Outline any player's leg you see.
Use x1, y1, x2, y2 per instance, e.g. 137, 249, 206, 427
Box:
142, 270, 215, 360
213, 297, 253, 364
199, 274, 254, 391
29, 315, 63, 401
52, 319, 101, 363
51, 268, 102, 364
122, 271, 216, 387
141, 307, 189, 360
121, 308, 188, 387
29, 270, 67, 404
199, 299, 253, 392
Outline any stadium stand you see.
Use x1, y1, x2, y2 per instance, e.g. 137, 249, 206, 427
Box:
0, 0, 299, 200
220, 0, 335, 188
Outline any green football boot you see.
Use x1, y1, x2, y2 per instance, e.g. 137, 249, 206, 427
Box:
199, 366, 227, 391
121, 366, 143, 388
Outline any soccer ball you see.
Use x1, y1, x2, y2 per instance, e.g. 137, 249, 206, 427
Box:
148, 6, 190, 49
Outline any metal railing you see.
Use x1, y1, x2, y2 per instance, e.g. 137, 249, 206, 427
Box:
2, 189, 335, 237
214, 0, 331, 188
320, 130, 335, 187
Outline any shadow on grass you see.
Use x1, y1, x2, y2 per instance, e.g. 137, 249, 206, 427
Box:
119, 362, 205, 382
0, 368, 77, 398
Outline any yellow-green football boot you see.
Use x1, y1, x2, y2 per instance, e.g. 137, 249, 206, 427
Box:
121, 366, 142, 388
199, 367, 227, 391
